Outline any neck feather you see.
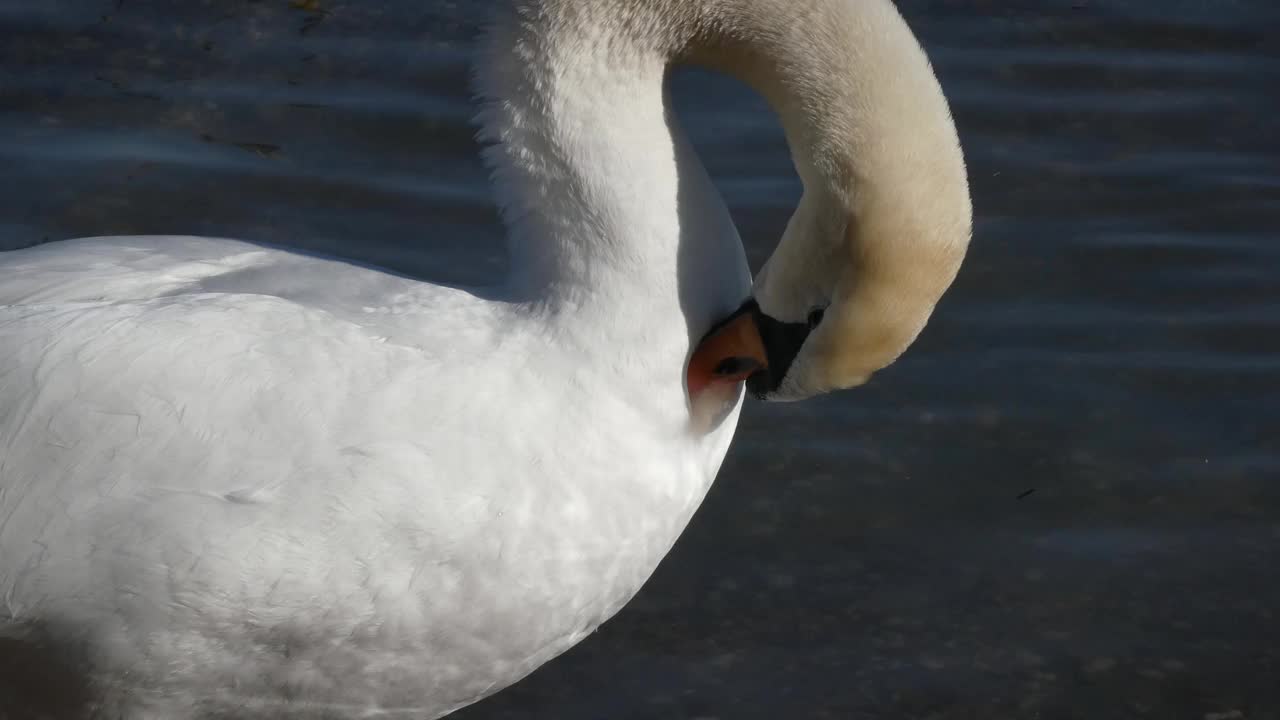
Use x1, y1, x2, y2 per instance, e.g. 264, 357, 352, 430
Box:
472, 0, 970, 399
474, 5, 750, 337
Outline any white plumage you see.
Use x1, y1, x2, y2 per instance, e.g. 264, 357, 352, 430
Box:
2, 233, 740, 716
0, 0, 969, 716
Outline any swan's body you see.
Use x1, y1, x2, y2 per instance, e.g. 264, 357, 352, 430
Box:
1, 236, 739, 717
0, 0, 969, 717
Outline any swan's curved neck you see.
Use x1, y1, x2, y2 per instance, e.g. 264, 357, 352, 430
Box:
473, 0, 969, 404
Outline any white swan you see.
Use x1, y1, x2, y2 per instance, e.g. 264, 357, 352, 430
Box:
0, 0, 970, 717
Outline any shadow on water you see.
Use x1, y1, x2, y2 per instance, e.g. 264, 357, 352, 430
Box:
2, 0, 1279, 717
0, 623, 94, 720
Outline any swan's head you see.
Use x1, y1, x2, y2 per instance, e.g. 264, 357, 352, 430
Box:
743, 172, 970, 402
685, 0, 972, 402
690, 178, 970, 403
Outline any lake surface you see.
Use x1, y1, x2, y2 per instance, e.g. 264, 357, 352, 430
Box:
3, 0, 1279, 717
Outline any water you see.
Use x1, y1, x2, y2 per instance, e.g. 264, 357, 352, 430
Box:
3, 0, 1278, 717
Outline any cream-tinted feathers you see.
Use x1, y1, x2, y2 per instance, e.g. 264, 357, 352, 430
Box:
484, 0, 971, 399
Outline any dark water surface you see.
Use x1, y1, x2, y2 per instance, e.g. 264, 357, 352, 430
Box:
3, 0, 1279, 717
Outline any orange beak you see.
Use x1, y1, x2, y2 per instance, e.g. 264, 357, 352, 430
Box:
687, 305, 769, 399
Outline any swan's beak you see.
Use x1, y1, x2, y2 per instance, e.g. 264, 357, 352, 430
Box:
688, 300, 825, 401
687, 302, 768, 400
688, 298, 830, 404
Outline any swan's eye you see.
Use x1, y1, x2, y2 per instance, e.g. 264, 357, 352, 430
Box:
806, 306, 826, 329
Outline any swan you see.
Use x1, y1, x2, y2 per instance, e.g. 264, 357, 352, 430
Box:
0, 0, 970, 716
